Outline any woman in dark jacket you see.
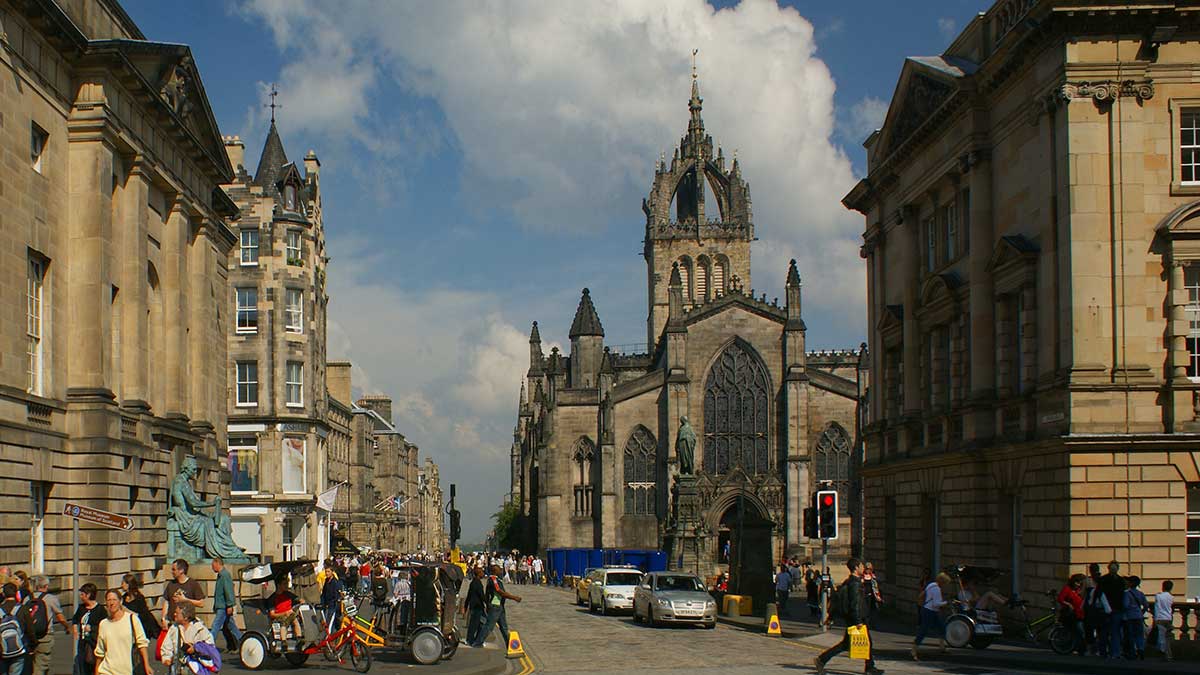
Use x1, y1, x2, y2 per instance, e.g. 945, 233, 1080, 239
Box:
121, 573, 161, 639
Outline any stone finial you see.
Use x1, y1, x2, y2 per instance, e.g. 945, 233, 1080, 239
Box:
786, 259, 801, 287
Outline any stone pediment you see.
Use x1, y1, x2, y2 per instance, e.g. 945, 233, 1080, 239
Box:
878, 59, 962, 159
683, 291, 786, 328
1158, 199, 1200, 239
987, 234, 1039, 295
87, 40, 233, 182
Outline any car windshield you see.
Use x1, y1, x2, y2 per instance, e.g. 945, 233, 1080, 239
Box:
656, 575, 703, 592
606, 572, 642, 586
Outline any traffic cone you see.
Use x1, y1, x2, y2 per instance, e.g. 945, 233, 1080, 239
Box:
506, 630, 526, 658
766, 613, 782, 636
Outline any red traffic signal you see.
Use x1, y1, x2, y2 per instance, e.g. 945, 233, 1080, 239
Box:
816, 489, 838, 541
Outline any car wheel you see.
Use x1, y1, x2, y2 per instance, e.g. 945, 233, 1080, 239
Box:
633, 605, 642, 623
650, 608, 661, 628
704, 621, 716, 629
239, 633, 268, 671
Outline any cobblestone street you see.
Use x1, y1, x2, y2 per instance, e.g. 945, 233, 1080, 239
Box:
498, 586, 1085, 675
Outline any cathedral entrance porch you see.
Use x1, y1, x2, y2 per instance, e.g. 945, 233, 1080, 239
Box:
713, 496, 774, 614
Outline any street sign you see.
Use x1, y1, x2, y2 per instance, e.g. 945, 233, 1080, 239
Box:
63, 502, 134, 531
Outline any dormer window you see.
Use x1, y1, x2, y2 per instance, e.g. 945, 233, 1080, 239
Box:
284, 184, 298, 211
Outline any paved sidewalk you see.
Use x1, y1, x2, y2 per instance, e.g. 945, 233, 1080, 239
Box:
717, 597, 1197, 675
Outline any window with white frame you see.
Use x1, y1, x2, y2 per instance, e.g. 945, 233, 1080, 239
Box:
235, 287, 258, 333
286, 231, 302, 265
286, 361, 303, 407
285, 289, 303, 333
1182, 109, 1200, 185
228, 438, 259, 493
27, 256, 45, 395
1188, 484, 1200, 598
1188, 266, 1200, 380
235, 361, 258, 406
240, 229, 259, 265
31, 123, 48, 174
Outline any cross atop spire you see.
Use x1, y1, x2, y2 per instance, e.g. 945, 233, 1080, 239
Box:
265, 83, 281, 123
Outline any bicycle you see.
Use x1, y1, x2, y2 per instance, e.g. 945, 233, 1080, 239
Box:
1011, 591, 1081, 655
307, 596, 373, 672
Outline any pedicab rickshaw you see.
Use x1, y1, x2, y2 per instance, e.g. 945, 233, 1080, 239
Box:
236, 558, 330, 669
349, 561, 463, 665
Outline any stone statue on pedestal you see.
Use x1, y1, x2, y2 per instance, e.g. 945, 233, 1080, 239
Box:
675, 416, 696, 475
167, 457, 250, 563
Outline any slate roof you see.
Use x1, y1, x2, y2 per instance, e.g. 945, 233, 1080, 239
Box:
569, 288, 605, 339
254, 120, 289, 190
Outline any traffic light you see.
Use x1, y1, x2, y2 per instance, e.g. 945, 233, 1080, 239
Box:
450, 508, 462, 545
803, 505, 817, 539
816, 489, 838, 541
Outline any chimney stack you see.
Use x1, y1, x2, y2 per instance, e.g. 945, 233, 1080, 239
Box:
223, 135, 245, 175
327, 361, 353, 406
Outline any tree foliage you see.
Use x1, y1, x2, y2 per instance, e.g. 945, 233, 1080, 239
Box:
492, 501, 520, 551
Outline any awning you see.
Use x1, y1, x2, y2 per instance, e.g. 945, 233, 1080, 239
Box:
331, 535, 361, 556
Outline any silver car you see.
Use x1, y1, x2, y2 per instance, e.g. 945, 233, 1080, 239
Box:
632, 572, 717, 628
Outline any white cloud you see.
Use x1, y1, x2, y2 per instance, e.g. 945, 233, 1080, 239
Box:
244, 0, 870, 537
938, 17, 958, 41
839, 96, 888, 147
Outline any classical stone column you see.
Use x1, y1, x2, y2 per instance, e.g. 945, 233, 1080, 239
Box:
966, 151, 995, 440
162, 198, 191, 418
120, 161, 152, 407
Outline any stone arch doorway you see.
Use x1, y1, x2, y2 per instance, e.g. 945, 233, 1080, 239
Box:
715, 495, 774, 609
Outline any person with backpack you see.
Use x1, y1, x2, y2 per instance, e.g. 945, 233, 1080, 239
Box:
0, 582, 36, 675
466, 564, 521, 648
27, 576, 68, 675
813, 559, 882, 675
93, 589, 151, 675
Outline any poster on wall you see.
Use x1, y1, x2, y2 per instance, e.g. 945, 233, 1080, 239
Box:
283, 437, 306, 493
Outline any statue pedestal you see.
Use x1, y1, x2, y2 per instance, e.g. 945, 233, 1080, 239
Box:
666, 475, 706, 577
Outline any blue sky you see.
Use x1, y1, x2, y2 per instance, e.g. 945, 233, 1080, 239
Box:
124, 0, 991, 543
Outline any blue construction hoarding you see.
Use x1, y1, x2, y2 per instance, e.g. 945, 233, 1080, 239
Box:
546, 548, 667, 582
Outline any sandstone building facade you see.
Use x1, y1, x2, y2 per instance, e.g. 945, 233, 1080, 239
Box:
511, 76, 866, 586
844, 0, 1200, 607
222, 123, 339, 562
0, 0, 237, 588
418, 458, 447, 553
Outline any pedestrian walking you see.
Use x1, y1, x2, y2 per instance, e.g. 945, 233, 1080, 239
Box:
1083, 562, 1110, 656
1152, 580, 1174, 661
210, 557, 243, 653
814, 559, 882, 675
462, 567, 486, 645
1099, 560, 1125, 660
862, 563, 882, 625
774, 565, 792, 618
319, 560, 344, 634
160, 603, 218, 674
806, 569, 819, 618
1122, 576, 1148, 659
118, 575, 158, 645
1056, 574, 1086, 656
159, 559, 204, 632
93, 589, 151, 675
0, 582, 35, 675
467, 564, 521, 648
27, 576, 67, 675
70, 583, 105, 675
911, 572, 949, 660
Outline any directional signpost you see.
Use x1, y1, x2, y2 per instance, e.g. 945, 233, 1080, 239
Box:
64, 501, 134, 657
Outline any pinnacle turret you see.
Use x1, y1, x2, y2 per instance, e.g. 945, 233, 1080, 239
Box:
569, 288, 605, 339
254, 120, 289, 190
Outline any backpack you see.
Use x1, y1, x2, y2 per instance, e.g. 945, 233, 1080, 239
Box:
28, 593, 49, 640
0, 605, 26, 659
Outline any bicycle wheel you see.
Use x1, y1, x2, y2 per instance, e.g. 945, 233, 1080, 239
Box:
350, 642, 372, 673
1049, 624, 1077, 655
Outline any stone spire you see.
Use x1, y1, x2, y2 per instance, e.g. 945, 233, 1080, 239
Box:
253, 120, 289, 189
688, 58, 704, 141
569, 288, 605, 339
528, 321, 544, 376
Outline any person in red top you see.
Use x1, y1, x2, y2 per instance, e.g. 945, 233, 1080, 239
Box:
267, 578, 303, 647
1057, 573, 1086, 655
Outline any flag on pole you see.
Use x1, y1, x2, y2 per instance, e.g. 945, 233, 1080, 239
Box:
316, 484, 340, 512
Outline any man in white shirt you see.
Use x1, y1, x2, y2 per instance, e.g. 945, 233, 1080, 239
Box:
1153, 580, 1174, 661
531, 558, 544, 585
912, 572, 949, 660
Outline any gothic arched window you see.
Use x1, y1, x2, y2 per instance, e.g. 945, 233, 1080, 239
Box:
815, 423, 853, 503
703, 340, 771, 475
623, 426, 657, 516
572, 437, 595, 516
677, 256, 693, 301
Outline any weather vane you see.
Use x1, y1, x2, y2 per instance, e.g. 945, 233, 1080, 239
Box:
266, 83, 282, 123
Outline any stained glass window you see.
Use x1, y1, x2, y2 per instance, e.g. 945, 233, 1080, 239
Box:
815, 423, 852, 504
703, 341, 770, 475
623, 426, 656, 515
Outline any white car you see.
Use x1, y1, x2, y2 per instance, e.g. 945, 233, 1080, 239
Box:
587, 567, 644, 615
